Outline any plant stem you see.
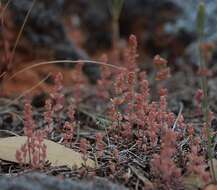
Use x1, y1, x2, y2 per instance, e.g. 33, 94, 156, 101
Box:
199, 43, 216, 182
111, 0, 124, 49
197, 2, 216, 182
112, 16, 120, 49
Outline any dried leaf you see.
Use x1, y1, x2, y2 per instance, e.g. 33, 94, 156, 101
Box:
0, 136, 94, 168
208, 159, 217, 181
203, 184, 217, 190
183, 173, 205, 190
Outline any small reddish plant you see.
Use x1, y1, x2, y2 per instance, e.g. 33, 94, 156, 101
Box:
10, 6, 217, 186
62, 103, 76, 145
63, 121, 74, 146
16, 98, 47, 168
80, 138, 90, 164
50, 72, 65, 114
197, 2, 216, 182
104, 35, 204, 189
97, 54, 112, 99
95, 132, 105, 158
44, 99, 53, 135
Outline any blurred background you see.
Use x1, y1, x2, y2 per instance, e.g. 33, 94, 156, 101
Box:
0, 0, 217, 97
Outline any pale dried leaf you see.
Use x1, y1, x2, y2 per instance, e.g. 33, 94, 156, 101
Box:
183, 173, 205, 190
209, 159, 217, 181
0, 136, 94, 168
203, 184, 217, 190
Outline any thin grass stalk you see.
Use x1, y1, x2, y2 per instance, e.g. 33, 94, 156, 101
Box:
197, 2, 216, 182
0, 0, 36, 90
8, 0, 37, 70
6, 59, 126, 82
110, 0, 124, 48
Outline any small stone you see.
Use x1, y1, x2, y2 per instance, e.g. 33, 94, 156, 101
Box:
0, 173, 127, 190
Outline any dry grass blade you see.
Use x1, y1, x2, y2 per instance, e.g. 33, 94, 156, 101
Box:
0, 0, 11, 21
6, 59, 126, 82
6, 73, 51, 106
8, 0, 37, 70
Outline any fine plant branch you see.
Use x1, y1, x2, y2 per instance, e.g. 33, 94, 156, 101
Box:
8, 0, 37, 71
7, 73, 51, 106
0, 71, 6, 79
0, 0, 11, 21
0, 129, 20, 136
6, 59, 126, 82
0, 0, 11, 80
197, 2, 216, 182
172, 102, 183, 131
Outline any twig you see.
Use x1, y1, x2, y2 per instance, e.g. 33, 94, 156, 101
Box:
0, 130, 19, 136
8, 0, 37, 70
6, 73, 51, 106
129, 165, 153, 188
58, 137, 64, 144
6, 60, 125, 82
172, 102, 183, 131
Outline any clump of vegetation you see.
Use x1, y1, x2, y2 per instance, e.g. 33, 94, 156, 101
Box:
0, 1, 217, 190
13, 32, 216, 189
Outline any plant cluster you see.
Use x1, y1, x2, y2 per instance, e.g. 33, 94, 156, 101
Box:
16, 98, 47, 168
12, 2, 217, 190
13, 32, 216, 189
